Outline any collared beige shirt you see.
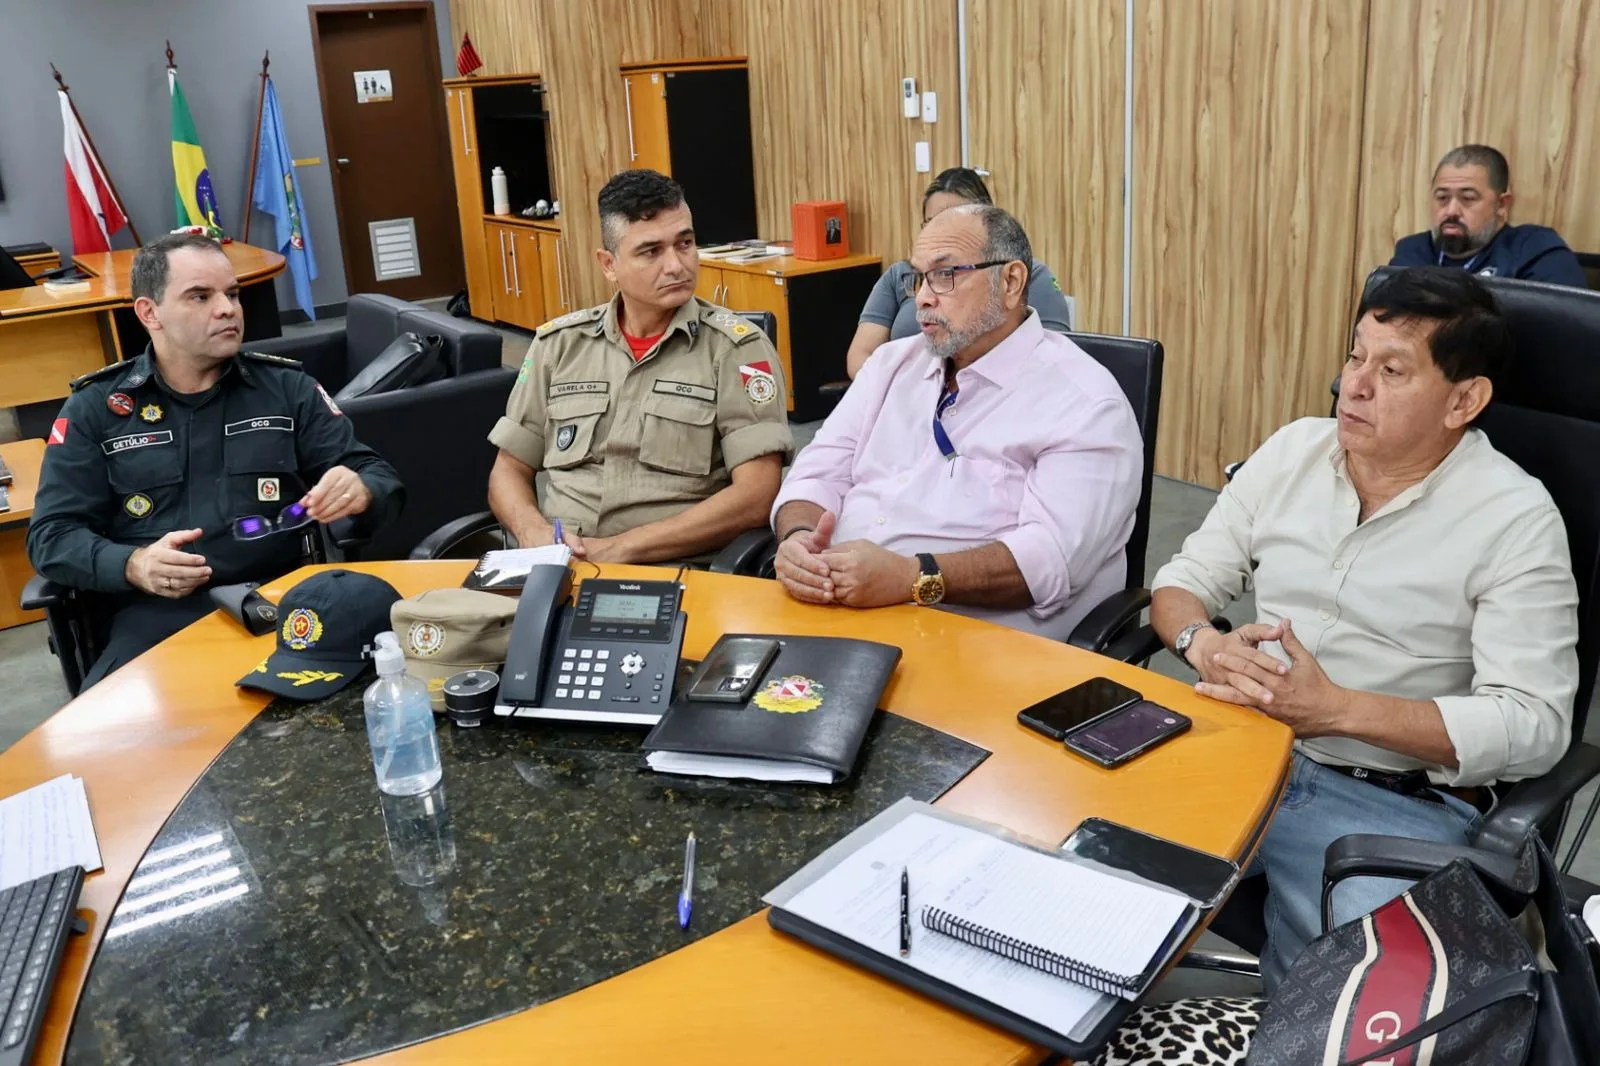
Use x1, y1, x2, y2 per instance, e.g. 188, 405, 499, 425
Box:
489, 294, 793, 537
1152, 418, 1578, 787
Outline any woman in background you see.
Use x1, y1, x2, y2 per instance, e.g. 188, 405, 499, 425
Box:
843, 167, 1076, 379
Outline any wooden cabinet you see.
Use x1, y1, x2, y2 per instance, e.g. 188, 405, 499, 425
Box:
444, 84, 493, 320
483, 220, 547, 330
619, 59, 756, 245
695, 254, 883, 421
536, 226, 571, 320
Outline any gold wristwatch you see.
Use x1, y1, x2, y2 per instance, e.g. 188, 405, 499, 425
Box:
911, 553, 946, 606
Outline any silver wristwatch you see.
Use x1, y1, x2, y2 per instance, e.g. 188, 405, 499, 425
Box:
1173, 621, 1215, 667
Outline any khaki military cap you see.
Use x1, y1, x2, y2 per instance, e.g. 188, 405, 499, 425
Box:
391, 589, 518, 711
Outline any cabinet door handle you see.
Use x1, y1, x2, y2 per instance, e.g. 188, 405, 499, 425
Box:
624, 79, 637, 162
509, 234, 522, 296
555, 238, 568, 310
498, 230, 510, 294
458, 92, 472, 155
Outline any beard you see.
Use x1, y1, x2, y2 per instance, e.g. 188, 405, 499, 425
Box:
918, 284, 1008, 361
1433, 218, 1496, 258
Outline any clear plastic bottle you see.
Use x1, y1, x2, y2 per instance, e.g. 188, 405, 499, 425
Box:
363, 632, 442, 796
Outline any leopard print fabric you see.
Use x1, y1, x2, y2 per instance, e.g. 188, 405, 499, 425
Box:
1085, 997, 1264, 1066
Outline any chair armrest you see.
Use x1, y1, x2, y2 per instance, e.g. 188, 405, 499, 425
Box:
250, 331, 351, 392
1065, 588, 1152, 654
409, 510, 500, 560
1321, 834, 1530, 932
709, 529, 778, 575
21, 574, 68, 612
1474, 742, 1600, 855
816, 381, 849, 400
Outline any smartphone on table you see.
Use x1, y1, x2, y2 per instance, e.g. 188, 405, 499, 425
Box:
1016, 677, 1142, 740
1063, 699, 1191, 768
1061, 817, 1239, 908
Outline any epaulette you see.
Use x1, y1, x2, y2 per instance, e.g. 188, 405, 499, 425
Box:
240, 350, 304, 368
702, 308, 765, 345
535, 305, 605, 339
68, 362, 127, 392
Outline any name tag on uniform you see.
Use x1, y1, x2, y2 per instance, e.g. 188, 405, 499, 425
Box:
651, 380, 716, 404
101, 430, 174, 455
547, 381, 610, 399
225, 416, 295, 436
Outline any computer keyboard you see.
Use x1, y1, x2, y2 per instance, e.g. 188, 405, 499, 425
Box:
0, 867, 84, 1066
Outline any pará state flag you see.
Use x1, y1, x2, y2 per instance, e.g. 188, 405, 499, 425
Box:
169, 67, 221, 229
251, 77, 319, 319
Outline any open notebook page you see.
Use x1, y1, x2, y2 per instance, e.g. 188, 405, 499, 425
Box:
780, 811, 1113, 1038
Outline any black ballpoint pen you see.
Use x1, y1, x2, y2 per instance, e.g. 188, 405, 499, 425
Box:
899, 866, 911, 956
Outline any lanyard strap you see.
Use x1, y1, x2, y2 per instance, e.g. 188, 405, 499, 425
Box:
1437, 246, 1486, 273
932, 362, 960, 458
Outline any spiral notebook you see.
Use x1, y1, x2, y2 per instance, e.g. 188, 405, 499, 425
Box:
765, 799, 1200, 1057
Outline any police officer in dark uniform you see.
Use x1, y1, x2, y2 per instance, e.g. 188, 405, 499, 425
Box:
27, 233, 404, 688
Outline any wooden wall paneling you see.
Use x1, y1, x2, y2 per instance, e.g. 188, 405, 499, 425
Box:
966, 0, 1124, 334
448, 0, 544, 76
1354, 0, 1600, 292
742, 0, 961, 271
1131, 0, 1370, 488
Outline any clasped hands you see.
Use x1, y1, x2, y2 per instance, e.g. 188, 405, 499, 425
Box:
775, 511, 916, 608
1188, 619, 1349, 736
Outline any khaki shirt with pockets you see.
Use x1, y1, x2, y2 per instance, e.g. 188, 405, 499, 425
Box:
489, 294, 793, 537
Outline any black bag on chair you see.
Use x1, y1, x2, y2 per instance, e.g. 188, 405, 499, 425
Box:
1247, 836, 1600, 1066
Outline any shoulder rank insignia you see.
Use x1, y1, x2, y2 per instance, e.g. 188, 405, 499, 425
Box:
68, 362, 128, 392
240, 350, 303, 368
705, 310, 763, 345
536, 305, 605, 339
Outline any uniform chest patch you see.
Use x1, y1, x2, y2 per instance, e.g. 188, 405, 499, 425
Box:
101, 430, 174, 455
123, 493, 153, 518
226, 416, 295, 436
258, 478, 281, 502
107, 393, 134, 417
139, 403, 164, 424
556, 424, 577, 450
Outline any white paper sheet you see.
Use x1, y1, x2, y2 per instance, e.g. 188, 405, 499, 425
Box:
472, 545, 573, 586
0, 774, 104, 891
645, 751, 836, 784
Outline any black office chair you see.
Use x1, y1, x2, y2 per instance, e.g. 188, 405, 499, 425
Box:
0, 244, 78, 291
20, 524, 362, 697
1171, 269, 1600, 974
409, 310, 779, 561
708, 331, 1229, 656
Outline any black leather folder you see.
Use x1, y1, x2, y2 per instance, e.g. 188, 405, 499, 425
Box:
642, 634, 902, 782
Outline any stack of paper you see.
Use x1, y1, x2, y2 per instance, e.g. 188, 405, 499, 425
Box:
0, 774, 104, 890
465, 545, 573, 591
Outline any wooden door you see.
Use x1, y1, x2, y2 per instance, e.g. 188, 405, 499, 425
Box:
695, 264, 724, 306
445, 84, 494, 319
722, 269, 794, 413
311, 3, 464, 301
483, 221, 513, 324
536, 228, 571, 319
511, 229, 546, 327
624, 72, 672, 174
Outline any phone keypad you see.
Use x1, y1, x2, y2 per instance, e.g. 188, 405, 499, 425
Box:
550, 645, 672, 709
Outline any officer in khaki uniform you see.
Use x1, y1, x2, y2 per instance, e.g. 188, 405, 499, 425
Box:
487, 169, 791, 563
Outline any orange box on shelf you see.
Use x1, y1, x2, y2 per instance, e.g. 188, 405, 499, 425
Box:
791, 200, 849, 261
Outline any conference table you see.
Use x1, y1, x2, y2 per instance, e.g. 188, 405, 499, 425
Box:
0, 561, 1292, 1064
0, 241, 285, 411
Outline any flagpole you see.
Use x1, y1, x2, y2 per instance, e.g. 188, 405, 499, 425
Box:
242, 51, 270, 244
51, 63, 142, 245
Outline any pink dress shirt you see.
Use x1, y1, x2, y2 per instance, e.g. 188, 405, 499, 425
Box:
773, 312, 1143, 640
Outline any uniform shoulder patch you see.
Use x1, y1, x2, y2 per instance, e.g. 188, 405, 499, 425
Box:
703, 309, 764, 345
240, 350, 304, 369
536, 304, 605, 339
68, 362, 126, 392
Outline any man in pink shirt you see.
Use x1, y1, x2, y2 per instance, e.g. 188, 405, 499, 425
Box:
770, 204, 1142, 640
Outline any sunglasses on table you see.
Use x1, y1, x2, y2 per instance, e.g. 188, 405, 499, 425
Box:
232, 501, 313, 541
901, 259, 1012, 297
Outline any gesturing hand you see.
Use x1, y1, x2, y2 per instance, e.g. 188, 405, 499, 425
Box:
126, 528, 211, 598
1197, 619, 1347, 736
775, 510, 838, 605
302, 466, 372, 523
1186, 621, 1286, 689
818, 539, 917, 608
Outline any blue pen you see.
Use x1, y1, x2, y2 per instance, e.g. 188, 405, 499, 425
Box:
552, 518, 564, 545
678, 832, 696, 929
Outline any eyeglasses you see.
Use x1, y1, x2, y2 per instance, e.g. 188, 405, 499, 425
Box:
232, 501, 313, 541
902, 260, 1011, 297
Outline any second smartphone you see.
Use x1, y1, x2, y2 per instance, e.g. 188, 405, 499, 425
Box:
1017, 677, 1142, 740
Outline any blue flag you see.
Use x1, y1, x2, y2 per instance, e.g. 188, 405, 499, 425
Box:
251, 77, 318, 320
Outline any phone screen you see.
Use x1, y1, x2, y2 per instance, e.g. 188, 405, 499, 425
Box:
1066, 700, 1188, 763
1061, 818, 1238, 907
1017, 677, 1141, 739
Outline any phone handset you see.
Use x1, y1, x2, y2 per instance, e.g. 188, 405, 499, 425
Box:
499, 564, 575, 705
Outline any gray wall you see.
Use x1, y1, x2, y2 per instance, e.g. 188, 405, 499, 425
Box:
0, 0, 454, 314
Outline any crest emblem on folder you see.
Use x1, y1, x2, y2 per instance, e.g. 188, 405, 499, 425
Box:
753, 675, 824, 714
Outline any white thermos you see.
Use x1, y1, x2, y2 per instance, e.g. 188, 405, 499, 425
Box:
491, 166, 510, 216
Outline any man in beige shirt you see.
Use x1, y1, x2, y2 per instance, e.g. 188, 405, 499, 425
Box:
488, 169, 792, 562
1152, 267, 1578, 989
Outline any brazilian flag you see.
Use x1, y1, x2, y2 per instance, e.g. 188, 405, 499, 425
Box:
169, 67, 221, 230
